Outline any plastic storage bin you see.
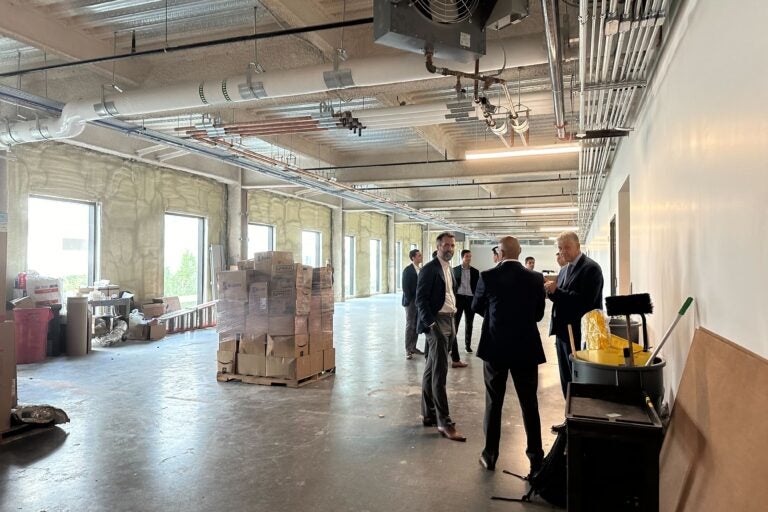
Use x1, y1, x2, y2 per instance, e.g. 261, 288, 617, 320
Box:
13, 307, 53, 364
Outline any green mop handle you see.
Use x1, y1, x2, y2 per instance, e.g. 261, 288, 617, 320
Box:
645, 297, 694, 366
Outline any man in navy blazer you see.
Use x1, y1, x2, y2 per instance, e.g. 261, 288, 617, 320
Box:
472, 236, 545, 473
401, 249, 424, 359
544, 231, 604, 397
416, 232, 466, 442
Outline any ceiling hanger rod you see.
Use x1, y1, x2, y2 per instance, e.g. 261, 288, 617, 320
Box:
0, 17, 373, 79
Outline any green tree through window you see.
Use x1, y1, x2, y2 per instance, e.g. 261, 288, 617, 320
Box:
164, 250, 198, 308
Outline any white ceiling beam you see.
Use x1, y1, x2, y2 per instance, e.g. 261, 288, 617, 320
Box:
258, 0, 339, 60
0, 0, 146, 86
64, 124, 241, 185
335, 153, 579, 183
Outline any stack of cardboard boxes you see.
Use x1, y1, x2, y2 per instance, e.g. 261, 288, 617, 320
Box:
0, 321, 17, 432
216, 252, 335, 383
309, 267, 335, 375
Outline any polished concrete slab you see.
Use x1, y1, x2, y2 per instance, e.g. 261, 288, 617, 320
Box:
1, 294, 566, 511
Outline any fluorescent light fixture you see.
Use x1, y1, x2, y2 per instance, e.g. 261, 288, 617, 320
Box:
520, 206, 579, 215
539, 226, 578, 232
519, 206, 579, 215
465, 144, 580, 161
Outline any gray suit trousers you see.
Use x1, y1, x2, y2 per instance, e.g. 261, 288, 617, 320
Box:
421, 313, 456, 428
404, 301, 418, 353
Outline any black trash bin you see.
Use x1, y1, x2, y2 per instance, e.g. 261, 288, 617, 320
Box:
566, 383, 663, 512
609, 317, 641, 343
47, 303, 64, 356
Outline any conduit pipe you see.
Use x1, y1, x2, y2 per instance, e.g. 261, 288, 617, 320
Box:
541, 0, 569, 140
0, 34, 551, 147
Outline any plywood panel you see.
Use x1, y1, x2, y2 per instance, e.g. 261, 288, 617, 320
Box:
659, 328, 768, 512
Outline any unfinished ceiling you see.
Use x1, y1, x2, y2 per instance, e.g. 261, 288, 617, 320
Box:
0, 0, 671, 241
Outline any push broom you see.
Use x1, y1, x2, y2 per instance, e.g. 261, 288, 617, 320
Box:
644, 297, 694, 366
605, 293, 654, 367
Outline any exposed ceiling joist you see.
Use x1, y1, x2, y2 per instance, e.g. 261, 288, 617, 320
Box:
0, 0, 146, 86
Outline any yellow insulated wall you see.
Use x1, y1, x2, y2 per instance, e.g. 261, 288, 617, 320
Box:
6, 142, 226, 302
246, 190, 332, 264
344, 211, 389, 297
394, 223, 424, 289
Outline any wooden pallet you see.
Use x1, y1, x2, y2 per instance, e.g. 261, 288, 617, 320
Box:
0, 423, 56, 445
217, 368, 336, 388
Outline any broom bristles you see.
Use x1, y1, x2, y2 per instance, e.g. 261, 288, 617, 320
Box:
605, 293, 654, 316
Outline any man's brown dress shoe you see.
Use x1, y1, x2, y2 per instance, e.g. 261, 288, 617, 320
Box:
451, 360, 468, 368
437, 425, 467, 442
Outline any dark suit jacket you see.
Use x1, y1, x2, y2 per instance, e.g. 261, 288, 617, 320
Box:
452, 264, 480, 296
548, 253, 604, 342
472, 260, 546, 367
415, 258, 457, 334
401, 264, 418, 307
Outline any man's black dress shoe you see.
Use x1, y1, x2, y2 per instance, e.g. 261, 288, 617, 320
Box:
479, 454, 495, 471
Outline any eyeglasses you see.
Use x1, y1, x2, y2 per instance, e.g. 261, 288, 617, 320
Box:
492, 246, 499, 255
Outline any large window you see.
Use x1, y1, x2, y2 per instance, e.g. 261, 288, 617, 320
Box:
301, 230, 321, 267
344, 236, 355, 297
369, 239, 381, 294
247, 223, 274, 256
164, 214, 205, 308
395, 241, 403, 290
27, 196, 98, 296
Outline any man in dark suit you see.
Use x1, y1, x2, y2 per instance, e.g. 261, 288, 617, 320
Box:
472, 236, 546, 473
544, 231, 604, 397
416, 232, 466, 442
452, 249, 478, 358
402, 249, 424, 359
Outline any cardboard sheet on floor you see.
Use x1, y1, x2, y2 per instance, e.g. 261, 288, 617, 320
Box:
660, 328, 768, 511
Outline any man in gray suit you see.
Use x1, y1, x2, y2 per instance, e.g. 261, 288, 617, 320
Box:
545, 232, 604, 397
402, 249, 424, 359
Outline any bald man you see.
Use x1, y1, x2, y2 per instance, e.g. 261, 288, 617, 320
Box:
472, 237, 546, 474
544, 232, 604, 397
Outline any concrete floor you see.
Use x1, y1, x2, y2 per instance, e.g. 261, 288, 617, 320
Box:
1, 294, 566, 512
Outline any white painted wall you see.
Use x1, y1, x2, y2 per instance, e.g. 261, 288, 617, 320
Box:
585, 0, 768, 402
469, 241, 560, 273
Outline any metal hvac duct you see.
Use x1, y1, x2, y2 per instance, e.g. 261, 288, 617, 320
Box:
1, 34, 550, 146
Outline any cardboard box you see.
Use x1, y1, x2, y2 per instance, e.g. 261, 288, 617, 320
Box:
321, 312, 333, 332
266, 334, 309, 358
219, 339, 238, 352
10, 296, 35, 309
238, 353, 267, 377
265, 355, 311, 380
244, 313, 268, 337
237, 259, 255, 270
312, 267, 333, 289
308, 314, 322, 333
216, 301, 247, 339
254, 251, 294, 265
309, 330, 333, 352
248, 282, 269, 312
217, 350, 237, 374
269, 289, 310, 316
265, 356, 295, 379
0, 321, 18, 432
310, 350, 324, 375
268, 315, 308, 336
321, 330, 334, 350
217, 270, 257, 301
142, 302, 166, 318
269, 264, 313, 292
239, 336, 265, 355
323, 348, 336, 371
163, 296, 182, 313
127, 323, 149, 340
149, 323, 166, 341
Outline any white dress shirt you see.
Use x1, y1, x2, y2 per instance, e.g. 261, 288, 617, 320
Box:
438, 258, 457, 314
